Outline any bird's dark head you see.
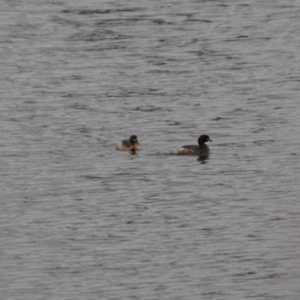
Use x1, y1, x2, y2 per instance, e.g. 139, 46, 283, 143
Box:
198, 135, 212, 145
129, 135, 138, 145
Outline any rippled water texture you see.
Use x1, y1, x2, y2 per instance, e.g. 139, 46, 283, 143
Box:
0, 0, 300, 299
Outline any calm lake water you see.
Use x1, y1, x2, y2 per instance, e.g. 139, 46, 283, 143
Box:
0, 0, 300, 299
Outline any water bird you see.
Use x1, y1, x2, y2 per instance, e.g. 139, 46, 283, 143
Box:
177, 134, 212, 156
115, 135, 142, 151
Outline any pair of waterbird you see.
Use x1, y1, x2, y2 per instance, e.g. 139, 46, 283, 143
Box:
115, 134, 212, 156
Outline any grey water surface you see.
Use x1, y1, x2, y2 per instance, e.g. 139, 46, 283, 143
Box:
0, 0, 300, 299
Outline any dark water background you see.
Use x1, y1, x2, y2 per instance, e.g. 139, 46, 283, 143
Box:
0, 0, 300, 299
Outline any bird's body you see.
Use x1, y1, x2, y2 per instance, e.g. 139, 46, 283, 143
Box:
115, 135, 141, 151
177, 135, 212, 156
